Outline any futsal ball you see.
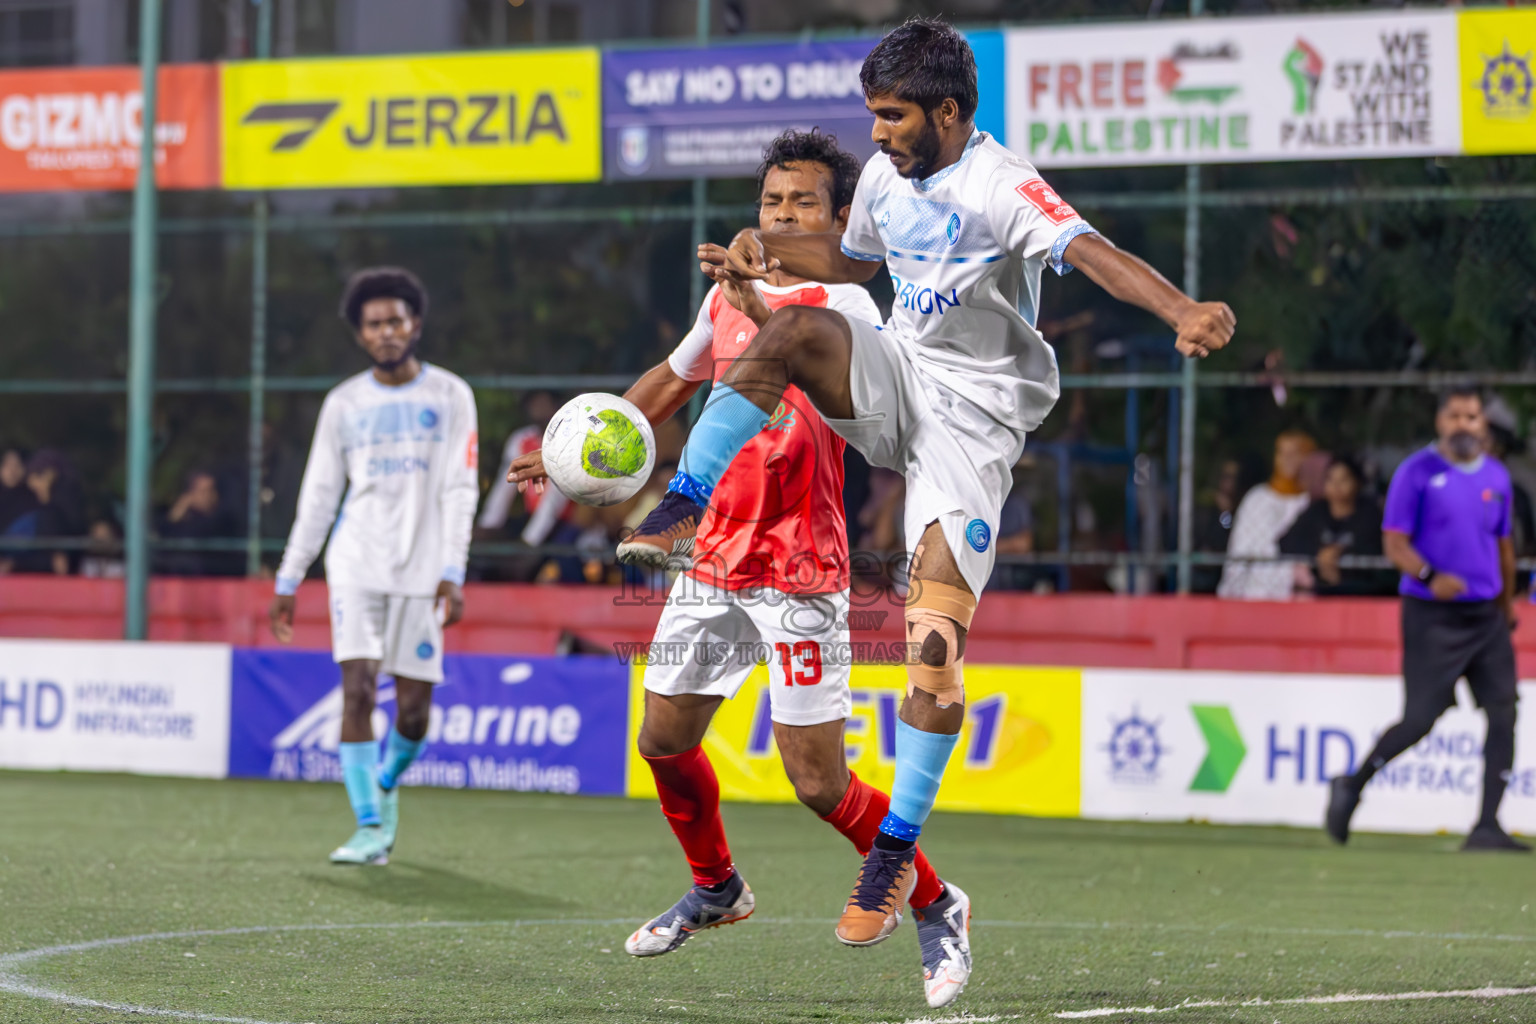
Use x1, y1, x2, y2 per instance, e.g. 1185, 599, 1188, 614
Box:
541, 393, 656, 507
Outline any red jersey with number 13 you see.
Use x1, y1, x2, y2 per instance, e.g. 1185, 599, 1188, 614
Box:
665, 280, 881, 595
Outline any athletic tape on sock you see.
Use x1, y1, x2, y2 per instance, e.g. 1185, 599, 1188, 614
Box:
887, 719, 960, 829
674, 383, 770, 497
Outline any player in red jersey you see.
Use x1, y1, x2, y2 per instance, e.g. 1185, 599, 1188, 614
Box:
509, 130, 972, 1008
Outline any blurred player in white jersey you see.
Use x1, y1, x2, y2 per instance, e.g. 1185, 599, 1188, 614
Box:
270, 267, 479, 866
624, 18, 1235, 949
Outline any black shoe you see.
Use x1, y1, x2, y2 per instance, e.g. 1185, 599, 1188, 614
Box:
616, 490, 702, 568
1462, 823, 1532, 852
1325, 776, 1360, 845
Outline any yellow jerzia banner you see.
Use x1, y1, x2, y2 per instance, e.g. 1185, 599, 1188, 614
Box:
221, 49, 600, 189
626, 664, 1081, 818
1460, 10, 1536, 156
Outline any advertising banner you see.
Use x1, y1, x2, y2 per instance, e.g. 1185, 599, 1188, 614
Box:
0, 63, 219, 191
0, 639, 230, 777
1459, 10, 1536, 156
228, 651, 628, 795
1005, 11, 1460, 168
603, 39, 878, 181
221, 49, 600, 189
1081, 669, 1536, 835
625, 663, 1080, 818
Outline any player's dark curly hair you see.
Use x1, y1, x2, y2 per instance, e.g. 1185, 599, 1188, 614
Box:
338, 266, 429, 331
755, 129, 863, 213
859, 17, 978, 124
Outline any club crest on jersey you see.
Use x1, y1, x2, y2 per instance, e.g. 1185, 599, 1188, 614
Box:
418, 408, 439, 428
766, 399, 796, 433
1016, 179, 1078, 226
945, 212, 962, 247
966, 518, 991, 553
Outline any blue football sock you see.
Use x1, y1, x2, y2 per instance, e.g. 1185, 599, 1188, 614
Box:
377, 727, 425, 792
338, 741, 382, 827
671, 383, 771, 502
879, 720, 961, 842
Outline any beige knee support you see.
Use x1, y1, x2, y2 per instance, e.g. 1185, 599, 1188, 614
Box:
904, 580, 976, 708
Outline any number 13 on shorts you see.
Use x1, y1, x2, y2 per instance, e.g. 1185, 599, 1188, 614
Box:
775, 641, 823, 686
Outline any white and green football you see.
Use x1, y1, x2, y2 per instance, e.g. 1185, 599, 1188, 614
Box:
541, 393, 656, 507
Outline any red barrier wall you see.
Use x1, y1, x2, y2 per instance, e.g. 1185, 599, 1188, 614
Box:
4, 576, 1533, 675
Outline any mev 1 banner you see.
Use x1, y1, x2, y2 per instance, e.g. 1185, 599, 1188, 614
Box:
1005, 10, 1460, 168
626, 662, 1081, 818
228, 650, 629, 796
221, 49, 601, 189
603, 39, 878, 181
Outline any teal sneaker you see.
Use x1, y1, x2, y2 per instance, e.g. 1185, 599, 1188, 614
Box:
329, 826, 390, 866
379, 786, 399, 852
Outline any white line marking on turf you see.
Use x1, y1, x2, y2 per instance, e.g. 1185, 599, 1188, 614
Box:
0, 918, 636, 1024
6, 917, 1535, 1023
1056, 985, 1536, 1018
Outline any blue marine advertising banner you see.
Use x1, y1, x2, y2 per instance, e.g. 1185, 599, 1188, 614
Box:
603, 39, 879, 180
228, 651, 628, 796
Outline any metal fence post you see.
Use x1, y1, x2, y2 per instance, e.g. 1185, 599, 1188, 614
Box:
687, 0, 711, 424
245, 0, 273, 577
1175, 0, 1205, 596
124, 0, 163, 639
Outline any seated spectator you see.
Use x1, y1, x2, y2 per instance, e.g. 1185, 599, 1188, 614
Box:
1279, 456, 1392, 597
0, 447, 35, 534
989, 489, 1038, 591
80, 518, 125, 579
1, 449, 85, 575
478, 390, 582, 581
1192, 458, 1244, 594
157, 470, 239, 576
1485, 409, 1536, 593
1218, 430, 1314, 600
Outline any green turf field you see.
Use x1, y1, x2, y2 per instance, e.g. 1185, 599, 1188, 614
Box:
1, 771, 1533, 1024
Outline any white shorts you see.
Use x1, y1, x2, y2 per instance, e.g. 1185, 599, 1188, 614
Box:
328, 587, 445, 684
823, 314, 1025, 598
642, 577, 853, 727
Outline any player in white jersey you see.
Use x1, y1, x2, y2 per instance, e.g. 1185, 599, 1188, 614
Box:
269, 267, 480, 866
623, 18, 1235, 945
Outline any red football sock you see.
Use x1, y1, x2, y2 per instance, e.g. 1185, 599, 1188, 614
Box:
821, 772, 944, 909
643, 745, 734, 887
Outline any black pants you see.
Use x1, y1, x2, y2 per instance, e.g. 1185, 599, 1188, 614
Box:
1353, 598, 1518, 827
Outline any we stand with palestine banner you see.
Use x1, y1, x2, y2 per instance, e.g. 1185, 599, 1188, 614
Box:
1005, 10, 1461, 167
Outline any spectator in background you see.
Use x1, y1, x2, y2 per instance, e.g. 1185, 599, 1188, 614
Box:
79, 518, 125, 579
1, 449, 85, 575
1484, 408, 1535, 593
0, 447, 35, 534
1218, 430, 1315, 600
1192, 457, 1244, 594
990, 488, 1038, 591
1279, 456, 1391, 597
158, 470, 239, 576
478, 390, 581, 580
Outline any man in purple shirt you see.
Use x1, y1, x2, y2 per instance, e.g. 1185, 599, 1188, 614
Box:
1327, 388, 1526, 851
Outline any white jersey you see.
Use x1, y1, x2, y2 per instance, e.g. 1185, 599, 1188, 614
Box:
840, 131, 1096, 433
275, 363, 479, 598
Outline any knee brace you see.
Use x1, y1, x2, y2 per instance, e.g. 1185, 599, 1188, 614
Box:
904, 580, 976, 708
